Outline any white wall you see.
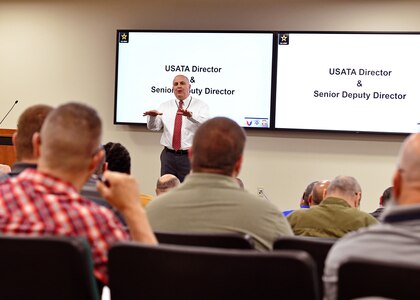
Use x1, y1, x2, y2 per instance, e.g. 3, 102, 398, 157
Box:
1, 0, 417, 212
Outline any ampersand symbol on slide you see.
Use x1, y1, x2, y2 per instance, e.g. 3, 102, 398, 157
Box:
190, 76, 195, 83
357, 80, 362, 87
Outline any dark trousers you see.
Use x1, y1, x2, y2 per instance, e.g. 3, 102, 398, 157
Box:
160, 147, 191, 182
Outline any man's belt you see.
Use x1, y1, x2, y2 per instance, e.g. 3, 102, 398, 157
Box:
165, 147, 188, 155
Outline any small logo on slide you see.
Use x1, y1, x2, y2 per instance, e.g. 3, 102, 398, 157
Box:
119, 32, 129, 43
244, 117, 269, 128
279, 33, 289, 45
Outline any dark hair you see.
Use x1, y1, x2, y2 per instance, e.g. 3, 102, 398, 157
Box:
381, 187, 393, 206
303, 181, 318, 202
191, 117, 245, 176
103, 142, 131, 174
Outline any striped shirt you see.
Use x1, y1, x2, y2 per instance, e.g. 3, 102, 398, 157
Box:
0, 168, 129, 284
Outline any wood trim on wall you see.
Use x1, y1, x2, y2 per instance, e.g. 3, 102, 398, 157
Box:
0, 129, 16, 166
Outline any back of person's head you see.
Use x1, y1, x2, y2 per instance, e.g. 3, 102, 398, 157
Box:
191, 117, 246, 176
380, 186, 393, 207
393, 133, 420, 204
14, 104, 53, 161
300, 181, 318, 207
103, 142, 131, 174
38, 102, 102, 173
312, 180, 331, 205
156, 174, 181, 195
326, 175, 362, 207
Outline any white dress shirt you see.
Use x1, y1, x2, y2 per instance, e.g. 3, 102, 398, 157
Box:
147, 96, 210, 150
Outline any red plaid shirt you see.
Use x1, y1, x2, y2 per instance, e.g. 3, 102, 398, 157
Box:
0, 168, 129, 284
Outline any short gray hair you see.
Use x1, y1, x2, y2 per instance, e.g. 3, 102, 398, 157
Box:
326, 176, 361, 198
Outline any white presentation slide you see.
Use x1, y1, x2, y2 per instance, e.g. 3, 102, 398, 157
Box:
115, 31, 273, 128
275, 32, 420, 133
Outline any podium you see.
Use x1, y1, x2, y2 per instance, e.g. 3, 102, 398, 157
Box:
0, 129, 16, 166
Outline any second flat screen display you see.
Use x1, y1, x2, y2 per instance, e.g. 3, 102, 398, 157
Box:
275, 32, 420, 134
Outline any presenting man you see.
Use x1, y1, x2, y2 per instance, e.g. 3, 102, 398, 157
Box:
143, 74, 209, 182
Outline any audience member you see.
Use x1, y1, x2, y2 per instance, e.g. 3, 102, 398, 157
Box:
156, 174, 181, 196
81, 146, 126, 225
324, 133, 420, 300
370, 186, 393, 219
287, 179, 331, 223
309, 180, 331, 206
103, 142, 131, 174
1, 104, 53, 178
287, 176, 378, 237
283, 181, 317, 217
146, 117, 293, 251
0, 102, 157, 286
0, 164, 11, 174
103, 142, 153, 206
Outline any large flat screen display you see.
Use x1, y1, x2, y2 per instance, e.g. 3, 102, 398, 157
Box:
114, 30, 275, 128
275, 32, 420, 134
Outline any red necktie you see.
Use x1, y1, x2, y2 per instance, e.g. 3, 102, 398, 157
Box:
172, 100, 183, 151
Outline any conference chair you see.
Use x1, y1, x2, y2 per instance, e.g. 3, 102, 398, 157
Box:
109, 242, 320, 300
337, 258, 420, 300
0, 235, 100, 300
154, 230, 255, 249
273, 236, 336, 298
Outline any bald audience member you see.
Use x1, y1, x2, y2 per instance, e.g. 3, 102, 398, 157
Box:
146, 117, 293, 251
283, 181, 317, 217
0, 102, 156, 286
3, 104, 53, 177
324, 133, 420, 300
0, 164, 11, 174
309, 180, 331, 206
156, 174, 181, 196
287, 176, 377, 237
286, 180, 330, 223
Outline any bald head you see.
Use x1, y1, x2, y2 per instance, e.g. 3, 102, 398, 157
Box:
14, 104, 53, 161
396, 133, 420, 182
191, 117, 246, 176
325, 176, 362, 208
38, 102, 102, 174
156, 174, 181, 195
311, 180, 331, 205
393, 133, 420, 204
